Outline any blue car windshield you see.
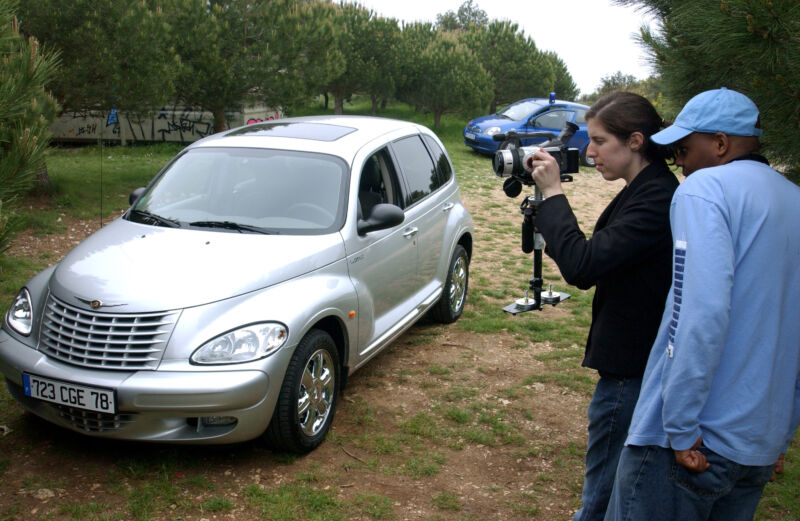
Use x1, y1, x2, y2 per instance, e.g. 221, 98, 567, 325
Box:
497, 100, 545, 121
130, 147, 348, 235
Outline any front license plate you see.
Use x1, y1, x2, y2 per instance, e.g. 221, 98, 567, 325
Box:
23, 373, 116, 414
465, 132, 476, 141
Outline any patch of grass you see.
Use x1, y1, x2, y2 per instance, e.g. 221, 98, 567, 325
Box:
432, 492, 462, 511
202, 497, 234, 512
757, 438, 800, 521
245, 483, 344, 521
352, 493, 395, 520
59, 501, 116, 521
524, 372, 596, 396
402, 453, 445, 478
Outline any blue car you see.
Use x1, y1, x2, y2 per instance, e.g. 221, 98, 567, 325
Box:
464, 97, 593, 166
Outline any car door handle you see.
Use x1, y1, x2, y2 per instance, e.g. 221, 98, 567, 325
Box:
442, 202, 455, 212
403, 227, 419, 239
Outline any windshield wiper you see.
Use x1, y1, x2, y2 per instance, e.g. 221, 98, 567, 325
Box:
130, 209, 181, 228
188, 220, 276, 234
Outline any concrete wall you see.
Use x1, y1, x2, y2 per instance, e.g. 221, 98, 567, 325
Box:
51, 105, 283, 144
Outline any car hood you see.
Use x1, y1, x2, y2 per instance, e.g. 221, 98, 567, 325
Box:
49, 218, 346, 313
466, 114, 520, 131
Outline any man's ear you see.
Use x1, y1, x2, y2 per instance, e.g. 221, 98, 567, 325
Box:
712, 132, 730, 158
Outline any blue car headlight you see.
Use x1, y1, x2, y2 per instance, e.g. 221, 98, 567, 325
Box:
191, 322, 288, 364
484, 127, 501, 136
7, 288, 33, 336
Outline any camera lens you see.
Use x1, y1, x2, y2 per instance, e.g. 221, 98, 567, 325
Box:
493, 150, 515, 176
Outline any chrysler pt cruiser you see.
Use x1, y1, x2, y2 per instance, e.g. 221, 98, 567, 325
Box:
0, 116, 474, 453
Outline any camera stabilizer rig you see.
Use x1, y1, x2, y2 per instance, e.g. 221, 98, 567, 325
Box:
492, 122, 581, 315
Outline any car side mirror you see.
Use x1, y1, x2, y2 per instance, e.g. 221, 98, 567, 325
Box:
129, 187, 146, 206
357, 203, 404, 235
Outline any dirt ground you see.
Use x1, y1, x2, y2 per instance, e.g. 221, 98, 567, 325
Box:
1, 164, 626, 520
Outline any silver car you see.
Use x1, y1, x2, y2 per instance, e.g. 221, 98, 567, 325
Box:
0, 116, 473, 452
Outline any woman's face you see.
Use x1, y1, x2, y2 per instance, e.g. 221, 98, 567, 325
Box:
586, 119, 642, 184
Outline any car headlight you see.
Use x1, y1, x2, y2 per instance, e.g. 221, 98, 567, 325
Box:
484, 127, 501, 136
191, 322, 288, 364
7, 288, 33, 336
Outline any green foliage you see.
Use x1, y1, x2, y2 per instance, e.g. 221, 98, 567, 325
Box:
461, 20, 556, 113
0, 0, 59, 256
435, 0, 488, 31
542, 51, 579, 101
409, 32, 493, 128
616, 0, 800, 174
17, 0, 175, 115
169, 0, 344, 131
323, 3, 397, 115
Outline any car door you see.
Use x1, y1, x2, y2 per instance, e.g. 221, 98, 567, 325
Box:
344, 147, 419, 358
522, 108, 573, 147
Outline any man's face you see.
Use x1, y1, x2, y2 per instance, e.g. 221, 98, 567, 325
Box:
674, 133, 721, 176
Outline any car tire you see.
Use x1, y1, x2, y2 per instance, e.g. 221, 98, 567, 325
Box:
264, 329, 340, 453
580, 146, 595, 167
431, 245, 469, 324
498, 137, 521, 150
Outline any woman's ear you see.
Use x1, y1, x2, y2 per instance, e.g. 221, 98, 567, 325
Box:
628, 131, 645, 152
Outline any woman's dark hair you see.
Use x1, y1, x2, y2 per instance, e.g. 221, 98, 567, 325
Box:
586, 91, 674, 163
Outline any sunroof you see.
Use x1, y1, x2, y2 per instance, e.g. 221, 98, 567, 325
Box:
227, 122, 357, 141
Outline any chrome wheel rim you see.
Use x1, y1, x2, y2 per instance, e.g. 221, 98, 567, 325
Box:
449, 255, 467, 313
297, 349, 335, 437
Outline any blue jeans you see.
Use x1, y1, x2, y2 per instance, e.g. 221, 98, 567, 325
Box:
573, 375, 642, 521
605, 444, 774, 521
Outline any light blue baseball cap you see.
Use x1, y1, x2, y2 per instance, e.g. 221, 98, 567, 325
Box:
651, 87, 762, 145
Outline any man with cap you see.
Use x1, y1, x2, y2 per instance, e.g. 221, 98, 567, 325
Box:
604, 87, 800, 521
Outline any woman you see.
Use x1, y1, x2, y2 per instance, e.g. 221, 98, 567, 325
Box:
530, 92, 678, 521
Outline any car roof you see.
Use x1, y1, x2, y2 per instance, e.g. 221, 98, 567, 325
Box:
513, 98, 590, 110
188, 115, 430, 162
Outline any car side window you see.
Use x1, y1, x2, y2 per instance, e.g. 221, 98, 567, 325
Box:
533, 110, 569, 129
575, 108, 587, 124
392, 135, 438, 207
423, 135, 452, 186
358, 148, 402, 218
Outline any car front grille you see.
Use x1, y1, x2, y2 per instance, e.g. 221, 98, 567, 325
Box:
54, 405, 137, 433
39, 295, 179, 370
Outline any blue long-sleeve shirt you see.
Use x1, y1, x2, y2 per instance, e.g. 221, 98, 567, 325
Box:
626, 157, 800, 466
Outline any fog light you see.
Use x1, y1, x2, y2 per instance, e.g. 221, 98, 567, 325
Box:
201, 416, 237, 427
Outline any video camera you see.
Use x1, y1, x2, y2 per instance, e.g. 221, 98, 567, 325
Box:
492, 121, 581, 314
492, 121, 580, 199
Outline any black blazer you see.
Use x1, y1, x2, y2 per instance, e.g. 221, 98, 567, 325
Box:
536, 161, 679, 377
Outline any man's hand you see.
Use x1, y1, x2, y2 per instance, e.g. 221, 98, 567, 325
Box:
770, 454, 785, 481
674, 437, 710, 473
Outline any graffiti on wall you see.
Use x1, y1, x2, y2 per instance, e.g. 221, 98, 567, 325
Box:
51, 106, 282, 144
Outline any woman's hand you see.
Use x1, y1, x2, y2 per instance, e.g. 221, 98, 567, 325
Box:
530, 148, 564, 198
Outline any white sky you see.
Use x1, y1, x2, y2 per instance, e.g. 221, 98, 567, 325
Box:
347, 0, 658, 96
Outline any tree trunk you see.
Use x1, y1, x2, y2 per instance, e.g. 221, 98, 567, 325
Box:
36, 162, 52, 192
334, 95, 344, 115
490, 99, 497, 114
434, 110, 443, 129
213, 109, 227, 134
370, 95, 378, 115
323, 92, 329, 110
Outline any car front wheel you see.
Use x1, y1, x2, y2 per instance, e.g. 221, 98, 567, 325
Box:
432, 245, 469, 324
265, 329, 340, 453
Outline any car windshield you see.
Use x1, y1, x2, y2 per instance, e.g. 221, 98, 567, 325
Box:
128, 147, 348, 234
496, 100, 545, 121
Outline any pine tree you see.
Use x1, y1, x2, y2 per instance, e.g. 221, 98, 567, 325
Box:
0, 0, 59, 256
615, 0, 800, 175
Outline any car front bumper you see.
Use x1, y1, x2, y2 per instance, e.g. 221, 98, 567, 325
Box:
0, 328, 284, 444
463, 130, 499, 154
